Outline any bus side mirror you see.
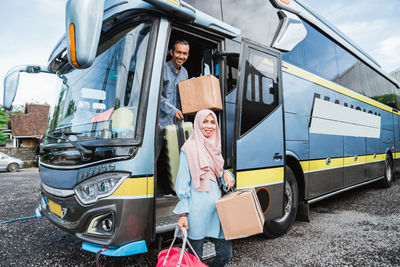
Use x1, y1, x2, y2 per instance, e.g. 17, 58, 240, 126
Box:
272, 10, 307, 52
3, 65, 52, 110
65, 0, 104, 69
3, 69, 20, 110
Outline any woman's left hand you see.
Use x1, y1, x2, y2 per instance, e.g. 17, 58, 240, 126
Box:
223, 171, 234, 191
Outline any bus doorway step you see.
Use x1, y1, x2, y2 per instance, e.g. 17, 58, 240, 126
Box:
156, 214, 180, 234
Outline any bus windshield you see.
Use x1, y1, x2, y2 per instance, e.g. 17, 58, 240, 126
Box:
46, 22, 152, 144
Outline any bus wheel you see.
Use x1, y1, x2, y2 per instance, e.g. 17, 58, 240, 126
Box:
263, 166, 298, 238
380, 155, 394, 188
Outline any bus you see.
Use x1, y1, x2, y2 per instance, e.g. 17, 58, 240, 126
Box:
3, 0, 399, 257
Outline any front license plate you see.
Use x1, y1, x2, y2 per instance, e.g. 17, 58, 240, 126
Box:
48, 200, 62, 217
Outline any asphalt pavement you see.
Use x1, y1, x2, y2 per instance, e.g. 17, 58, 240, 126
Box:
0, 168, 399, 266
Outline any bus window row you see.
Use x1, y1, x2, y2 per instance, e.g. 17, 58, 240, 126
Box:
283, 21, 399, 109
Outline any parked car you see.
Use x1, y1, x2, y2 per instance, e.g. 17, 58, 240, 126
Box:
0, 152, 24, 172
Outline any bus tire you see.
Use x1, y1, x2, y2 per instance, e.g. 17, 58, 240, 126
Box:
380, 154, 394, 188
263, 166, 298, 238
7, 163, 19, 172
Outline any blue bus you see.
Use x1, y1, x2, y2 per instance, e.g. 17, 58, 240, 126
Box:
3, 0, 399, 257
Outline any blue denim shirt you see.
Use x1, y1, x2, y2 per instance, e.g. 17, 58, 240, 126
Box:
159, 60, 188, 128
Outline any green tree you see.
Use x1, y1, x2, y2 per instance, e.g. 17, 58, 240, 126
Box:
0, 108, 10, 145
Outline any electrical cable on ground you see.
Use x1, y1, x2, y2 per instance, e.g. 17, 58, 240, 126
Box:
0, 215, 40, 225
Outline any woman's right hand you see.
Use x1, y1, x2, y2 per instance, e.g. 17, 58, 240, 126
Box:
177, 214, 189, 231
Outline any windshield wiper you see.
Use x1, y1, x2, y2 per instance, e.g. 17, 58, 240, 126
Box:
46, 130, 93, 161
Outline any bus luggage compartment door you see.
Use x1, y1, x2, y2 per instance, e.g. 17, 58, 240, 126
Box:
233, 39, 285, 221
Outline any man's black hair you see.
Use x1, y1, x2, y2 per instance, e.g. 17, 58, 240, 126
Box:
172, 40, 190, 51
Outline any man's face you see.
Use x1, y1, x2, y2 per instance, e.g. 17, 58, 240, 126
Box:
170, 43, 189, 70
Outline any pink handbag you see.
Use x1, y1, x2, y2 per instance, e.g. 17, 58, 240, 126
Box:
156, 228, 207, 267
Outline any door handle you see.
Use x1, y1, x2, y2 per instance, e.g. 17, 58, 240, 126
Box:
273, 153, 283, 160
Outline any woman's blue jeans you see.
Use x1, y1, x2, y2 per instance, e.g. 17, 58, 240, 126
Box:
188, 237, 232, 267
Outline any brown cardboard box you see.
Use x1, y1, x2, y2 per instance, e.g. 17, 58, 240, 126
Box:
215, 188, 265, 240
178, 74, 223, 114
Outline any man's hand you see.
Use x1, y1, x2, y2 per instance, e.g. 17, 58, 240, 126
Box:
223, 171, 234, 191
175, 110, 184, 121
177, 214, 189, 231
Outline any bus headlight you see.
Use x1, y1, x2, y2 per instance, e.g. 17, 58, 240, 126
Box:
74, 172, 129, 204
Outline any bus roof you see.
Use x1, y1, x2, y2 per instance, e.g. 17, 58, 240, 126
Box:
48, 0, 240, 72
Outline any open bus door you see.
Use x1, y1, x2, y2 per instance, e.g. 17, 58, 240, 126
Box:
233, 39, 294, 237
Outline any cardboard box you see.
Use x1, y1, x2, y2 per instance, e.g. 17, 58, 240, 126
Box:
216, 188, 265, 240
178, 74, 223, 114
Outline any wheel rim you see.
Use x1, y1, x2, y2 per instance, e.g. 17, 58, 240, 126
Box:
275, 180, 292, 223
386, 160, 392, 182
9, 164, 17, 171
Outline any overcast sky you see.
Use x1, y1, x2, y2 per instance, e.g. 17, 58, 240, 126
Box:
1, 0, 399, 107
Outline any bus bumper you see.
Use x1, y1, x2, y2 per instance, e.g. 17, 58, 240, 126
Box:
38, 187, 154, 247
82, 240, 148, 256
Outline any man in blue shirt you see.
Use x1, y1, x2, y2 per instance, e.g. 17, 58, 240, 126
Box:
157, 40, 190, 195
159, 40, 190, 128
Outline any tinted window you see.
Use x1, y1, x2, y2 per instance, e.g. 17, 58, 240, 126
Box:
333, 61, 364, 94
303, 23, 338, 80
336, 45, 357, 78
262, 77, 274, 104
282, 42, 305, 68
283, 21, 399, 108
241, 48, 278, 135
47, 23, 152, 142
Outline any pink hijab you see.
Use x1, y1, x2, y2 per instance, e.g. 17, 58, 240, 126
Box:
181, 109, 224, 192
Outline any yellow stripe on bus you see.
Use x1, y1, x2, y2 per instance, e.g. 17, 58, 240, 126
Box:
309, 157, 343, 171
236, 167, 284, 189
111, 177, 154, 198
366, 153, 386, 162
301, 154, 387, 173
343, 155, 367, 166
300, 161, 310, 172
283, 63, 394, 113
147, 176, 154, 195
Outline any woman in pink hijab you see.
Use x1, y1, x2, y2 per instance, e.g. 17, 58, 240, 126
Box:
174, 109, 234, 267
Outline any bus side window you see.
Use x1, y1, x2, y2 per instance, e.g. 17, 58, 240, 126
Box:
261, 77, 274, 105
241, 49, 278, 135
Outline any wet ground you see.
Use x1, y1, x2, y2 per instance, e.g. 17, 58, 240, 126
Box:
0, 168, 399, 266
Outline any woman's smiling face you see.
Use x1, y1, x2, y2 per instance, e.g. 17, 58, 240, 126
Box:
201, 114, 216, 138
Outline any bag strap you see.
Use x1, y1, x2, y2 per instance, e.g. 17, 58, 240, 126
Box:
176, 228, 188, 267
163, 227, 203, 267
218, 171, 235, 195
162, 233, 178, 266
177, 228, 202, 266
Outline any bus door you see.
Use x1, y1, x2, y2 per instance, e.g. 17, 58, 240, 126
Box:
234, 39, 285, 220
